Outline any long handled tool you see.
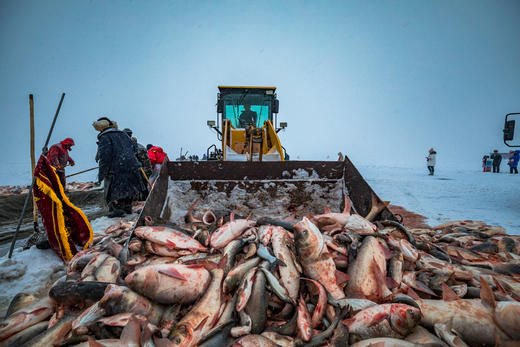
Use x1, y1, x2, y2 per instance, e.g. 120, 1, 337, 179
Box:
8, 93, 66, 258
139, 167, 151, 188
29, 95, 38, 234
65, 166, 99, 178
119, 179, 155, 265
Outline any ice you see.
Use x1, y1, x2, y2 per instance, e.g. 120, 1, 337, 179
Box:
358, 165, 520, 235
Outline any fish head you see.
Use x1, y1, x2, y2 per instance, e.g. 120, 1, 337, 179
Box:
390, 304, 422, 335
294, 217, 324, 259
125, 268, 159, 293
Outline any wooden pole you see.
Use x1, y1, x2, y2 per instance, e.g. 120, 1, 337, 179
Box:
29, 94, 39, 233
65, 166, 99, 178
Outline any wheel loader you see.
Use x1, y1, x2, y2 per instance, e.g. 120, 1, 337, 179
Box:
138, 86, 396, 225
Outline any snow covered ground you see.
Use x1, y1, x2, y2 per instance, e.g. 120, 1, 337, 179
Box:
358, 165, 520, 235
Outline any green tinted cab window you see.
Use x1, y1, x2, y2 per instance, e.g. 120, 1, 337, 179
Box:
224, 105, 269, 128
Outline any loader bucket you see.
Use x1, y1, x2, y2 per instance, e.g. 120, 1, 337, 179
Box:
139, 156, 396, 226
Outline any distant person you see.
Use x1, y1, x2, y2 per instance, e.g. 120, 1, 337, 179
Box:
337, 152, 344, 161
426, 148, 436, 176
482, 155, 490, 172
93, 117, 147, 217
507, 150, 519, 174
490, 149, 502, 173
238, 104, 258, 128
46, 138, 75, 187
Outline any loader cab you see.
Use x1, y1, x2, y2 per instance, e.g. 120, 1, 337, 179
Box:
207, 86, 286, 162
217, 86, 279, 129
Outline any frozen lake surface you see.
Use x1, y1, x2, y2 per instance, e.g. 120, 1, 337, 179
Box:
358, 165, 520, 235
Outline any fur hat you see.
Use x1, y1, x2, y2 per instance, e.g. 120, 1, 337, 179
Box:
92, 117, 118, 132
61, 138, 75, 146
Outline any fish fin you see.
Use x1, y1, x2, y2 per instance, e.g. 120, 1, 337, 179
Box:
379, 243, 394, 260
480, 276, 496, 310
369, 312, 389, 327
246, 213, 252, 220
271, 257, 286, 271
371, 259, 387, 298
230, 212, 235, 222
442, 282, 459, 301
335, 270, 350, 287
120, 316, 141, 346
407, 288, 421, 300
324, 205, 332, 214
385, 277, 398, 289
166, 239, 177, 249
343, 196, 351, 215
158, 268, 187, 281
185, 264, 205, 269
218, 254, 228, 270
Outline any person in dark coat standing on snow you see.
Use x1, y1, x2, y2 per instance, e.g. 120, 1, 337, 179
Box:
93, 117, 147, 217
46, 138, 75, 187
426, 148, 436, 176
490, 149, 502, 173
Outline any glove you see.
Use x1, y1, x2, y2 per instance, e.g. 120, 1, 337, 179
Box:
70, 161, 75, 167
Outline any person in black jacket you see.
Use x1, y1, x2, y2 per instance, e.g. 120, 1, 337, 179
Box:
490, 149, 502, 173
92, 117, 147, 217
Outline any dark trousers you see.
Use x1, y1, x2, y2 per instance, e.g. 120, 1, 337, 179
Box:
510, 167, 518, 174
427, 166, 434, 175
493, 165, 500, 173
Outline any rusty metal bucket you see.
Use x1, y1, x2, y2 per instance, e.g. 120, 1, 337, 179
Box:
139, 156, 396, 226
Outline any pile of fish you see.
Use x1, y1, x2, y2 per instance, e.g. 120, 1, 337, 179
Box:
1, 198, 520, 347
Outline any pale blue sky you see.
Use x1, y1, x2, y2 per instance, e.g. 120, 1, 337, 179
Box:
1, 0, 519, 185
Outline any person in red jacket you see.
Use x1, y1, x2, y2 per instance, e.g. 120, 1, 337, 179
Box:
147, 145, 168, 166
147, 144, 168, 183
47, 138, 75, 187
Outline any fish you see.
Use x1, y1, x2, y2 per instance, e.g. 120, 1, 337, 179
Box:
257, 267, 294, 305
125, 263, 211, 304
81, 253, 110, 281
224, 257, 261, 293
0, 321, 47, 346
260, 332, 295, 347
3, 293, 38, 319
98, 285, 164, 326
135, 226, 208, 252
257, 243, 286, 270
94, 255, 120, 283
297, 295, 312, 342
236, 267, 257, 312
210, 212, 256, 249
344, 304, 421, 343
347, 236, 391, 299
405, 325, 448, 346
301, 278, 327, 328
232, 334, 280, 347
313, 197, 377, 234
0, 296, 55, 341
222, 239, 248, 273
21, 314, 77, 347
349, 337, 422, 347
246, 262, 268, 334
271, 227, 300, 302
419, 299, 520, 346
169, 268, 224, 346
294, 217, 345, 300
